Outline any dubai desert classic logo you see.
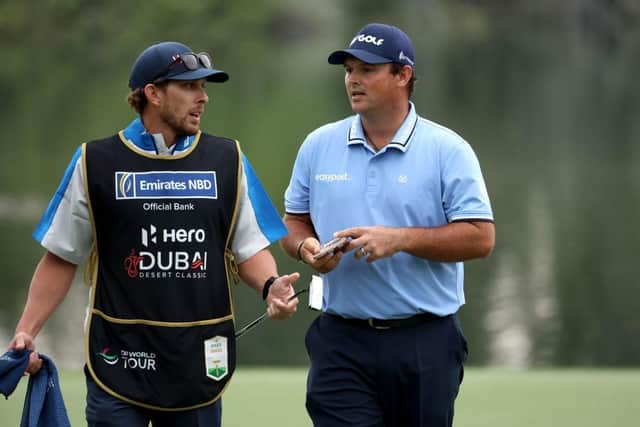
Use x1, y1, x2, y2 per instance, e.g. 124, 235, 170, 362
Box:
123, 225, 208, 279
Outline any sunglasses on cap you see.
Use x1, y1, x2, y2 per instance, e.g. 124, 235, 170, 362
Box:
152, 52, 213, 82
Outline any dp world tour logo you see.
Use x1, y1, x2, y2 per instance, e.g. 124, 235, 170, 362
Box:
96, 347, 157, 371
97, 347, 119, 365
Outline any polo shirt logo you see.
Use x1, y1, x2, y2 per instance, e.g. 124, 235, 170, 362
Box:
314, 173, 349, 182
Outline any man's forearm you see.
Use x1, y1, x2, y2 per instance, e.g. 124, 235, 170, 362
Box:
400, 221, 495, 262
236, 248, 300, 319
237, 249, 278, 294
281, 213, 317, 260
15, 251, 76, 338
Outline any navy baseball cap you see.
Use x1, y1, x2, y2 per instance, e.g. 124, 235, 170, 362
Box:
328, 23, 415, 68
128, 41, 229, 90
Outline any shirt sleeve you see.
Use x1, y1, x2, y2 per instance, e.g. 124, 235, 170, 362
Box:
284, 136, 312, 214
231, 154, 288, 263
441, 140, 494, 222
32, 146, 93, 265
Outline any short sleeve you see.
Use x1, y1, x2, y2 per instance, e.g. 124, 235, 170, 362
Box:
230, 154, 287, 263
441, 141, 493, 222
33, 146, 93, 264
284, 137, 312, 214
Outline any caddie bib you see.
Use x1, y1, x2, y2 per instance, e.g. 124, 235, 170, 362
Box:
82, 130, 241, 410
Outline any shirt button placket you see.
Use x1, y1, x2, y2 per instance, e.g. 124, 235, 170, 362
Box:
366, 161, 378, 194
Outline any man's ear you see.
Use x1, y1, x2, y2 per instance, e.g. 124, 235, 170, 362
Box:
143, 83, 164, 107
397, 65, 413, 87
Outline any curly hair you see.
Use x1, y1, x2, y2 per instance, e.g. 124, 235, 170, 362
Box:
127, 81, 168, 114
127, 88, 147, 114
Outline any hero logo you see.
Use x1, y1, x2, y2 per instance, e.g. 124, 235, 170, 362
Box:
141, 225, 157, 247
141, 225, 205, 247
351, 34, 384, 47
123, 225, 208, 279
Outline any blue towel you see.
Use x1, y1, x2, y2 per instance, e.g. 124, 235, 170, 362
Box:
0, 349, 71, 427
0, 349, 29, 398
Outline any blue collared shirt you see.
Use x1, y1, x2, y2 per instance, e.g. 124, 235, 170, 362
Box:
285, 102, 493, 318
121, 117, 197, 155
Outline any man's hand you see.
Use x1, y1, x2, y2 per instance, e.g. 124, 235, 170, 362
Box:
336, 226, 404, 263
266, 273, 301, 319
9, 331, 42, 374
299, 237, 345, 273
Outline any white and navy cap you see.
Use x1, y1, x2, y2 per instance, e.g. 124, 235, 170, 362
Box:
328, 23, 415, 68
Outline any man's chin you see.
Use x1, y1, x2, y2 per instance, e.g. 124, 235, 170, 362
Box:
350, 102, 366, 114
178, 125, 200, 137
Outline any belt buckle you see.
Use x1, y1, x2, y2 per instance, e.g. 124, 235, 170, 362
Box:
368, 318, 390, 330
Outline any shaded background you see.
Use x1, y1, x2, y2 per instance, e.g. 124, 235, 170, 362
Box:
0, 0, 638, 368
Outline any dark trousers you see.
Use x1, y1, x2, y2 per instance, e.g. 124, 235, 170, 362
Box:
305, 313, 468, 427
85, 375, 222, 427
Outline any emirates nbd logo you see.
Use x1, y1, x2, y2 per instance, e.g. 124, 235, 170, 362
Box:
115, 171, 218, 200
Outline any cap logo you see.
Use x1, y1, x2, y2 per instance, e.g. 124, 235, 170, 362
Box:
350, 34, 384, 47
398, 51, 415, 66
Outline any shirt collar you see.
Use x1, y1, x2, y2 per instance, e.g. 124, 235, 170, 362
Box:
122, 117, 196, 154
347, 101, 418, 153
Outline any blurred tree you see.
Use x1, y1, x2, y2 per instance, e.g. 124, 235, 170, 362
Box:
0, 0, 638, 366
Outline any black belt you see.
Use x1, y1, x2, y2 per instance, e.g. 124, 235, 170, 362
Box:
325, 312, 446, 330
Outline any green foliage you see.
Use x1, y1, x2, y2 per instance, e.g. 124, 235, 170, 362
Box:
0, 0, 638, 367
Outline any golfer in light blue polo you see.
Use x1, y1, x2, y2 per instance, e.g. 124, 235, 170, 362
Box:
281, 23, 495, 426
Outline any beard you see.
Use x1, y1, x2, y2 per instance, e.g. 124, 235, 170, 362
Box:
159, 107, 198, 137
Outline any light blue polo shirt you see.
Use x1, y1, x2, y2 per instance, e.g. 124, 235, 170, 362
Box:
285, 102, 493, 318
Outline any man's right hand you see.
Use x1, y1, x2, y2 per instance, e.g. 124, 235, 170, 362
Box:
299, 237, 344, 273
9, 332, 42, 374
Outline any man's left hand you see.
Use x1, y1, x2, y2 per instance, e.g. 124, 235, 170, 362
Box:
266, 273, 300, 319
336, 226, 405, 263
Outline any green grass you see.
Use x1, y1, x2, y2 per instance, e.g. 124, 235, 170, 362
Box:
2, 368, 639, 426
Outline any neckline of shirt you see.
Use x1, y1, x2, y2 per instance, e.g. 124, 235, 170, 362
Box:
122, 118, 196, 155
347, 101, 418, 152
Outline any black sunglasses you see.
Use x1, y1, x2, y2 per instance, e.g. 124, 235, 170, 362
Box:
152, 52, 213, 82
